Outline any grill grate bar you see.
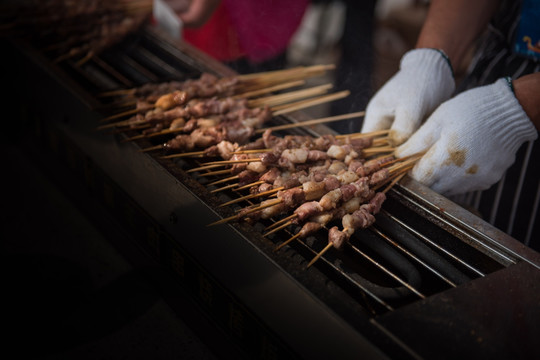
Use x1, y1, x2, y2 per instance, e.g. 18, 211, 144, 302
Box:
348, 244, 426, 299
370, 227, 458, 288
119, 53, 160, 83
131, 46, 187, 80
90, 55, 134, 88
279, 226, 396, 312
381, 210, 486, 278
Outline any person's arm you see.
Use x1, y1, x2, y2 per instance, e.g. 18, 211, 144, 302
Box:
513, 72, 540, 131
416, 0, 502, 69
167, 0, 221, 28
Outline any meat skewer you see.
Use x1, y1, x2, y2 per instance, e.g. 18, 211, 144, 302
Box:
189, 129, 377, 170
208, 158, 394, 227
303, 157, 420, 268
198, 127, 389, 193
262, 165, 391, 235
98, 95, 252, 130
161, 126, 387, 163
100, 86, 344, 136
137, 91, 351, 154
306, 191, 389, 268
273, 195, 369, 252
99, 65, 335, 124
131, 110, 367, 144
98, 65, 333, 119
264, 153, 421, 236
209, 144, 393, 207
118, 84, 338, 135
201, 145, 393, 198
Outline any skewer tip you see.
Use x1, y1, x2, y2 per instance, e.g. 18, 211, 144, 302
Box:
306, 242, 333, 269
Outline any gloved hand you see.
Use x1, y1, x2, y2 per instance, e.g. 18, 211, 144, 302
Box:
395, 78, 538, 196
362, 48, 455, 146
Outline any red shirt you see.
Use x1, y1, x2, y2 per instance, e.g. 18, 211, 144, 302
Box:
183, 0, 309, 63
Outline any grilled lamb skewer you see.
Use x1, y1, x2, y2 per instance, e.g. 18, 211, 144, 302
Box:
273, 195, 368, 251
193, 130, 377, 174
161, 112, 272, 153
218, 151, 394, 206
118, 96, 252, 130
306, 192, 387, 268
199, 129, 374, 162
214, 160, 390, 226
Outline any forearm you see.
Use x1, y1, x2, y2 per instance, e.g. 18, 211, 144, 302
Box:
513, 72, 540, 131
416, 0, 501, 69
176, 0, 221, 28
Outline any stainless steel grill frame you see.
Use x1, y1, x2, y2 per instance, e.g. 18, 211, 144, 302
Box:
6, 25, 540, 359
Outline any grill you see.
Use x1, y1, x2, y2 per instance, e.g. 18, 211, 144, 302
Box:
6, 24, 540, 359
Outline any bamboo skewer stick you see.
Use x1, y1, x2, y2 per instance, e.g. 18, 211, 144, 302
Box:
101, 100, 139, 111
186, 164, 224, 173
255, 111, 365, 134
335, 129, 389, 139
234, 180, 266, 191
160, 150, 205, 159
139, 144, 163, 153
197, 169, 232, 178
265, 214, 298, 233
201, 158, 261, 166
306, 243, 333, 268
235, 66, 306, 81
99, 107, 145, 124
263, 221, 294, 237
233, 80, 305, 99
210, 183, 239, 193
218, 187, 284, 208
272, 90, 350, 116
232, 149, 272, 155
273, 232, 303, 252
237, 65, 334, 88
236, 64, 335, 81
361, 146, 395, 156
210, 180, 264, 194
122, 127, 185, 143
372, 138, 389, 147
248, 83, 333, 108
98, 88, 137, 97
206, 175, 239, 187
207, 199, 282, 227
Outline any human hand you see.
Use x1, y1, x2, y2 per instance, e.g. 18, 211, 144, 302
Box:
160, 0, 191, 13
395, 78, 538, 196
362, 48, 455, 146
162, 0, 221, 27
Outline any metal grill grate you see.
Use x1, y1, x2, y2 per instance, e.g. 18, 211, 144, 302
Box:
45, 26, 530, 317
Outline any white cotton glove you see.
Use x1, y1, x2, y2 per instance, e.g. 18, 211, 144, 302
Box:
362, 48, 455, 146
396, 78, 538, 196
